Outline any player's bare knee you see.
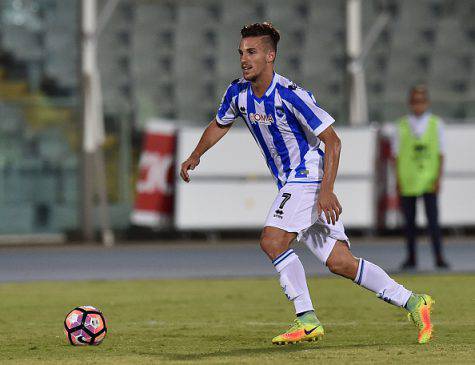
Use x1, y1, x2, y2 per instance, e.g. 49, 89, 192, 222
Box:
260, 235, 287, 260
259, 229, 293, 260
259, 236, 271, 255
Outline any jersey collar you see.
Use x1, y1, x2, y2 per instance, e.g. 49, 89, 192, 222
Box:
249, 72, 278, 102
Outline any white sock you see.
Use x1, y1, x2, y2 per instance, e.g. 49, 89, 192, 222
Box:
354, 258, 412, 307
273, 249, 314, 314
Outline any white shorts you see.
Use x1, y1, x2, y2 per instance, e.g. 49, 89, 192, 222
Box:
264, 182, 349, 264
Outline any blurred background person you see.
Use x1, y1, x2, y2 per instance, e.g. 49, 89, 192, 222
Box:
393, 85, 449, 270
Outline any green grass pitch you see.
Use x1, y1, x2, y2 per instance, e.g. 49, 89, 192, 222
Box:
0, 274, 474, 364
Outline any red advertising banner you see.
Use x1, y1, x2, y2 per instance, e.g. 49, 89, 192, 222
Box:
377, 124, 401, 230
131, 121, 176, 227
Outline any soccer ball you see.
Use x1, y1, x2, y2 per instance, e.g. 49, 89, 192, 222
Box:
64, 305, 107, 346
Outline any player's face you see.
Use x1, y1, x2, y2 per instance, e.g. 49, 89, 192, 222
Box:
238, 36, 274, 81
409, 92, 429, 116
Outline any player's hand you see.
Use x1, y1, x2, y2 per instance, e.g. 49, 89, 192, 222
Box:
396, 181, 401, 196
180, 155, 200, 183
432, 178, 441, 194
317, 189, 342, 225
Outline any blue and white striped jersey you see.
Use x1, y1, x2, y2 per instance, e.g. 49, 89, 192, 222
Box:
216, 73, 334, 189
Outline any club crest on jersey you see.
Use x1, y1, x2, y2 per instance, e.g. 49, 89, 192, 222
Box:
249, 113, 274, 125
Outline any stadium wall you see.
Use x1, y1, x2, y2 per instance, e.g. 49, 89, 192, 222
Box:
173, 124, 475, 231
174, 125, 377, 230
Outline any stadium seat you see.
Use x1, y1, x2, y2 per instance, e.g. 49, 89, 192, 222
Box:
0, 204, 35, 234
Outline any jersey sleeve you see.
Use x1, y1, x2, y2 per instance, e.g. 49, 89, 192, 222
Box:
280, 87, 335, 136
216, 82, 240, 126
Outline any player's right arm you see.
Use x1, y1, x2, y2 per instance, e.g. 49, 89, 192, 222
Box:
181, 80, 240, 182
180, 119, 232, 182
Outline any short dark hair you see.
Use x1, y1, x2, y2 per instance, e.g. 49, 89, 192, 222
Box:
240, 22, 280, 52
409, 84, 429, 99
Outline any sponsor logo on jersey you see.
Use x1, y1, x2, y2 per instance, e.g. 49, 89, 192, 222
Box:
249, 113, 274, 125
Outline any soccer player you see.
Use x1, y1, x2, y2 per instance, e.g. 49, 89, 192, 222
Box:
180, 22, 434, 345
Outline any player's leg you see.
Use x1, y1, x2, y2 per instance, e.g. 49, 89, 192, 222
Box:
262, 183, 325, 345
400, 195, 417, 269
325, 243, 434, 344
260, 226, 324, 345
260, 226, 314, 316
300, 217, 434, 344
422, 193, 449, 268
326, 242, 413, 307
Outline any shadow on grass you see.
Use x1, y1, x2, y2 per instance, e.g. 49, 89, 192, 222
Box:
158, 341, 400, 361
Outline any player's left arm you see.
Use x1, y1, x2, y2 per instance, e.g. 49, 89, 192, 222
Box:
433, 120, 445, 193
433, 154, 444, 193
317, 125, 343, 225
